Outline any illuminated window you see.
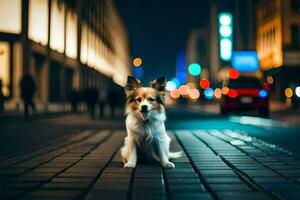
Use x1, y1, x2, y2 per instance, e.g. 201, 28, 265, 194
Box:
0, 0, 21, 34
66, 10, 77, 59
80, 22, 88, 64
28, 0, 49, 45
50, 0, 65, 53
0, 42, 10, 96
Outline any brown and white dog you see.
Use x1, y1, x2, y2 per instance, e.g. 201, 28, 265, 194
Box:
121, 76, 181, 168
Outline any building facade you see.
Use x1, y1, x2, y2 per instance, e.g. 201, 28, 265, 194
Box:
0, 0, 131, 111
256, 0, 300, 100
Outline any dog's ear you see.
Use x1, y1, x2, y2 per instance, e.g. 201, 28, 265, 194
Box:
150, 77, 166, 91
125, 76, 141, 96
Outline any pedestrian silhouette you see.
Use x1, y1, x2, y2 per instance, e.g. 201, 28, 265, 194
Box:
69, 89, 79, 113
20, 74, 36, 119
98, 89, 107, 118
84, 87, 98, 119
0, 79, 5, 112
107, 83, 120, 118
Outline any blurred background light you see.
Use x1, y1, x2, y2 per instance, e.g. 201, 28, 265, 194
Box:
231, 51, 259, 72
187, 82, 196, 89
220, 39, 232, 61
266, 76, 274, 84
214, 88, 222, 99
199, 79, 210, 89
166, 81, 177, 91
189, 88, 200, 100
295, 86, 300, 97
171, 77, 180, 88
133, 66, 143, 78
219, 26, 232, 37
219, 14, 231, 26
222, 86, 229, 95
188, 63, 201, 76
228, 89, 238, 98
204, 88, 214, 100
284, 88, 293, 98
179, 85, 189, 96
259, 89, 268, 98
170, 89, 180, 99
133, 57, 142, 67
228, 68, 239, 79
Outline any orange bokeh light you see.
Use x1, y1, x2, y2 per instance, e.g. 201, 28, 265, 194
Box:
199, 79, 210, 89
133, 57, 142, 67
179, 85, 189, 96
170, 89, 180, 99
222, 87, 229, 95
189, 88, 200, 100
214, 88, 222, 99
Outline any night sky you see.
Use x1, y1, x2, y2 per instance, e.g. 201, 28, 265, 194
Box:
115, 0, 211, 84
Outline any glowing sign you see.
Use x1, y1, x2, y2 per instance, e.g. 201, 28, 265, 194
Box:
218, 13, 232, 61
231, 51, 259, 72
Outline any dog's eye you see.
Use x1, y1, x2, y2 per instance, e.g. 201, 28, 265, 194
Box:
136, 97, 142, 102
148, 97, 155, 102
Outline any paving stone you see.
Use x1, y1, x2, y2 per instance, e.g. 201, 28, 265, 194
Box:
217, 192, 273, 200
209, 183, 251, 191
172, 192, 213, 200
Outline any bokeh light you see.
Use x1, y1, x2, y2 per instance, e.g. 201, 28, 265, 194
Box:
199, 79, 210, 89
133, 57, 142, 67
188, 63, 201, 76
228, 89, 238, 98
229, 68, 239, 79
166, 81, 177, 91
214, 88, 222, 99
295, 86, 300, 97
259, 89, 268, 98
171, 77, 180, 88
170, 89, 180, 99
204, 88, 214, 100
266, 76, 274, 84
285, 88, 293, 98
179, 85, 189, 96
133, 67, 143, 78
187, 82, 196, 89
222, 87, 229, 95
189, 88, 200, 100
220, 14, 231, 26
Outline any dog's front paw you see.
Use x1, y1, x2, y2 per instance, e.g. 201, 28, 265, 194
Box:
162, 161, 175, 169
124, 162, 136, 168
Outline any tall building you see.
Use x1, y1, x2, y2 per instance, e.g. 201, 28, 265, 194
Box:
255, 0, 300, 100
0, 0, 131, 111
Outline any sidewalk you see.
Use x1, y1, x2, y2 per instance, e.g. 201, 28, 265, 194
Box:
1, 129, 300, 200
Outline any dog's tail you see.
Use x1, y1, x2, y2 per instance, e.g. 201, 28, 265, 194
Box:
169, 151, 183, 159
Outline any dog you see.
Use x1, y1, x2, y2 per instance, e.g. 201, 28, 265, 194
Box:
121, 76, 181, 168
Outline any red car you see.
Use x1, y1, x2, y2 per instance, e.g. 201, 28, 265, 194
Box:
220, 76, 269, 117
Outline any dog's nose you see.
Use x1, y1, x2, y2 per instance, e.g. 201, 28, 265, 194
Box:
141, 105, 148, 112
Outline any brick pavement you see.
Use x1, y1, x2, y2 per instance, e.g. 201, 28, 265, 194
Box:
1, 129, 300, 200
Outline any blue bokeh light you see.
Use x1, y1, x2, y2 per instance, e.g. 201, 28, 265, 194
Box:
259, 89, 268, 98
133, 67, 143, 79
204, 88, 214, 100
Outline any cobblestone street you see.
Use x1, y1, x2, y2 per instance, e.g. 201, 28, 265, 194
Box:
1, 127, 300, 200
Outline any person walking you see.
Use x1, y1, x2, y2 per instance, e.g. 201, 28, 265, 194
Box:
20, 74, 36, 119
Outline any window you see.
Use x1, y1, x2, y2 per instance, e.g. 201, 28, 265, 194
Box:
0, 42, 10, 96
50, 0, 65, 53
0, 0, 21, 34
291, 25, 300, 47
66, 11, 78, 59
292, 0, 300, 12
28, 0, 49, 45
